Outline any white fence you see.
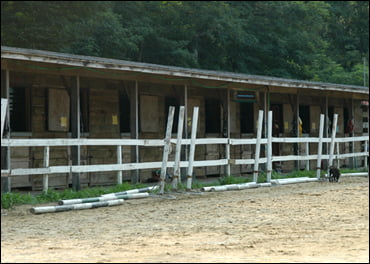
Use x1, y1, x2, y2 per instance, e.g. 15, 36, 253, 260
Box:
1, 110, 369, 192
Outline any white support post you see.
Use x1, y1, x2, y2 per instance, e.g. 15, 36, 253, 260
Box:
172, 106, 185, 191
1, 98, 8, 138
328, 114, 338, 171
266, 111, 273, 182
253, 110, 264, 182
184, 85, 188, 163
43, 146, 50, 192
159, 106, 175, 194
316, 114, 325, 179
186, 107, 199, 191
225, 143, 230, 176
305, 141, 310, 171
117, 145, 122, 184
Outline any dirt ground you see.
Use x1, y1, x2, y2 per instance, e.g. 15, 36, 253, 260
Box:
1, 176, 369, 263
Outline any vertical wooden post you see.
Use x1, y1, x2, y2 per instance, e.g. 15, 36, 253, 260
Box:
135, 81, 140, 180
172, 106, 185, 191
1, 70, 11, 193
351, 98, 356, 168
316, 114, 325, 179
71, 75, 81, 191
253, 110, 264, 182
43, 146, 50, 192
182, 84, 188, 182
266, 110, 273, 182
117, 145, 122, 184
328, 113, 338, 171
264, 91, 268, 138
296, 93, 300, 170
186, 107, 199, 191
159, 106, 175, 194
130, 81, 140, 184
225, 89, 231, 176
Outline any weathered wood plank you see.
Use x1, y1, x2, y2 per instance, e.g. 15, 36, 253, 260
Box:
172, 106, 185, 190
159, 106, 175, 194
186, 107, 199, 191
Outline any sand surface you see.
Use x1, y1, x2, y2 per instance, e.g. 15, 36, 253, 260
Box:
1, 176, 369, 263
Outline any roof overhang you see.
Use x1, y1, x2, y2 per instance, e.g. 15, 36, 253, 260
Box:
1, 46, 369, 96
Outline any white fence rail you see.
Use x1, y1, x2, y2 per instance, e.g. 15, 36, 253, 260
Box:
1, 111, 369, 192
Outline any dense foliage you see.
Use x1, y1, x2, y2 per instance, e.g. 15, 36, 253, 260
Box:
1, 1, 368, 86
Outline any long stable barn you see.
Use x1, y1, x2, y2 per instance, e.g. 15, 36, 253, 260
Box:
1, 46, 369, 191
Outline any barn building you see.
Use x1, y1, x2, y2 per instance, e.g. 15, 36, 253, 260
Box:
1, 46, 369, 191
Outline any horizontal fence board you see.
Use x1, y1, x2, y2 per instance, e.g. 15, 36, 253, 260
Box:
273, 155, 319, 162
2, 136, 368, 148
229, 138, 262, 145
1, 135, 368, 178
193, 159, 228, 167
1, 138, 165, 147
272, 137, 320, 143
337, 152, 369, 159
232, 158, 268, 165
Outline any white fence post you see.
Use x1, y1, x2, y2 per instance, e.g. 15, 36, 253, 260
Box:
328, 114, 338, 171
186, 107, 199, 191
117, 145, 122, 184
253, 110, 264, 182
159, 106, 175, 194
172, 106, 185, 191
316, 114, 325, 179
266, 111, 273, 182
43, 146, 50, 192
1, 98, 8, 138
305, 141, 310, 171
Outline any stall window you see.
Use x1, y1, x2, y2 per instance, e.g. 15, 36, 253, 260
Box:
328, 106, 334, 134
9, 87, 31, 132
240, 102, 254, 133
80, 88, 90, 133
299, 105, 310, 134
119, 91, 130, 133
205, 98, 221, 133
270, 104, 284, 134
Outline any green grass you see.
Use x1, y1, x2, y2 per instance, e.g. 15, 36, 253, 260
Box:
1, 182, 147, 209
1, 168, 368, 209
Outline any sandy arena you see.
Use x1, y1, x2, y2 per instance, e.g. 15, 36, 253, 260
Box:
1, 176, 369, 263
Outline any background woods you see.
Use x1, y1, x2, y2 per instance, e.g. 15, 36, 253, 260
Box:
1, 1, 369, 85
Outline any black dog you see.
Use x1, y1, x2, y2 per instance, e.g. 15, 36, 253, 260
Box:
329, 166, 341, 182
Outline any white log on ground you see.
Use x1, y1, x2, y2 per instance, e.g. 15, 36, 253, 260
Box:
30, 199, 124, 214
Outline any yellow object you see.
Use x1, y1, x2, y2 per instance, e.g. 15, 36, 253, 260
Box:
60, 117, 67, 127
112, 115, 118, 125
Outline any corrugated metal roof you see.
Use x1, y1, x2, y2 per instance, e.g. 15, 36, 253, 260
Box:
1, 46, 368, 94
